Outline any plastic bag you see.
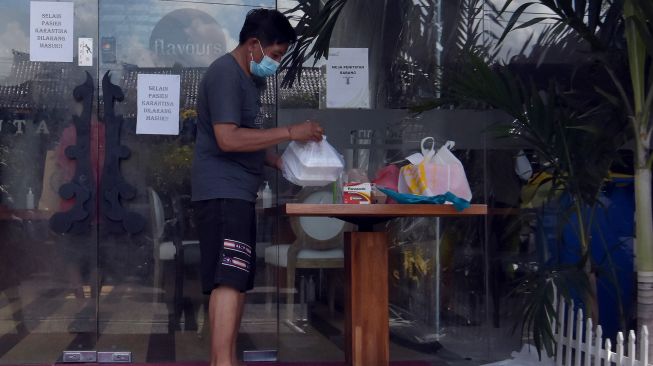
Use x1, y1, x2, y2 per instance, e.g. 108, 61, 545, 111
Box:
372, 165, 400, 191
372, 165, 400, 203
281, 137, 345, 187
397, 137, 472, 202
515, 150, 533, 181
378, 187, 470, 211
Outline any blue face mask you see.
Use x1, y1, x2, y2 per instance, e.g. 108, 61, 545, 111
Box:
250, 41, 280, 78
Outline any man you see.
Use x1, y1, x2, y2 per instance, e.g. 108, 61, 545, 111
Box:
191, 9, 323, 366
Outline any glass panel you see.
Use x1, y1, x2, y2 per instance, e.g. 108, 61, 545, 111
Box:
97, 0, 277, 362
0, 0, 100, 363
476, 0, 631, 362
0, 0, 612, 364
273, 0, 501, 364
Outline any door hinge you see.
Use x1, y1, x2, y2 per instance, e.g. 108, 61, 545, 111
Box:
62, 351, 132, 363
62, 351, 97, 363
98, 351, 131, 363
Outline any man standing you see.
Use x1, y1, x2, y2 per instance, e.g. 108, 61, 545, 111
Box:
191, 9, 323, 366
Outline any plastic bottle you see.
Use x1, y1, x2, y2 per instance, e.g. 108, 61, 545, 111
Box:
333, 172, 345, 203
26, 187, 34, 210
261, 181, 272, 209
300, 275, 308, 321
307, 275, 316, 303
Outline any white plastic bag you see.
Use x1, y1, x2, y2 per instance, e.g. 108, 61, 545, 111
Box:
281, 137, 345, 187
397, 138, 472, 202
481, 344, 554, 365
515, 150, 533, 181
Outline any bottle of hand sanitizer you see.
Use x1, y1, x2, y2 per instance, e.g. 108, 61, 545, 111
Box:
26, 187, 35, 210
261, 181, 272, 209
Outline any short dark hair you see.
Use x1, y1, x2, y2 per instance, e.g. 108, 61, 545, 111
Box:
238, 9, 297, 46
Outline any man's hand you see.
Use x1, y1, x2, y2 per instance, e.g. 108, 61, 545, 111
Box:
288, 120, 324, 142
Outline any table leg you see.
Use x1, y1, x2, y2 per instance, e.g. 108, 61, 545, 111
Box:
344, 231, 389, 366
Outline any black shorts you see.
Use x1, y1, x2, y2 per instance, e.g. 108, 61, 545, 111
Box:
193, 198, 256, 294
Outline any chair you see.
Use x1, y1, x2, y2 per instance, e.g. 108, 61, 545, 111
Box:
147, 188, 201, 329
264, 188, 349, 322
148, 188, 171, 294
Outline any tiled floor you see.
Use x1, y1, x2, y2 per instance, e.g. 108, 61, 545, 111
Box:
0, 272, 520, 366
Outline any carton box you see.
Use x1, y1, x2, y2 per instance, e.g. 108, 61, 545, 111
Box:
343, 182, 372, 204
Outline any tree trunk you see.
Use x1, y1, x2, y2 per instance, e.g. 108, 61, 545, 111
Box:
624, 0, 653, 357
635, 162, 653, 358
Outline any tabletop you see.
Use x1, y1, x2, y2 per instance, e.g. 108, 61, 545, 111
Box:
0, 207, 53, 221
284, 203, 488, 217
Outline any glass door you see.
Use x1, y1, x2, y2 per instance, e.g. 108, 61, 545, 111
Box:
0, 0, 101, 362
96, 0, 279, 362
0, 0, 280, 363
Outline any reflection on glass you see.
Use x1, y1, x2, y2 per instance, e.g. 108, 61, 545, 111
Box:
97, 0, 278, 363
0, 0, 101, 362
0, 0, 601, 364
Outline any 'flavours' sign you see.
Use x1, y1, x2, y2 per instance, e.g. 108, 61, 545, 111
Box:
149, 8, 226, 67
152, 39, 222, 57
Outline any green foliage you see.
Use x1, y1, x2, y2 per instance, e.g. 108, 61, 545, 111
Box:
496, 0, 616, 51
510, 261, 591, 359
288, 0, 642, 359
280, 0, 348, 88
146, 140, 193, 195
439, 49, 620, 355
413, 0, 636, 358
448, 52, 625, 205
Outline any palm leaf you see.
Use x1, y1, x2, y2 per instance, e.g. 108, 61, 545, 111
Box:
412, 0, 632, 357
497, 2, 538, 44
280, 0, 348, 88
509, 262, 591, 359
453, 0, 489, 53
587, 0, 602, 32
514, 16, 559, 31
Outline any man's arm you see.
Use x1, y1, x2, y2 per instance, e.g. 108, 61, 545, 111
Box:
213, 121, 323, 152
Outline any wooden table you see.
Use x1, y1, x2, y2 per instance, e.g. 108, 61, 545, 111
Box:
0, 208, 53, 221
284, 203, 488, 366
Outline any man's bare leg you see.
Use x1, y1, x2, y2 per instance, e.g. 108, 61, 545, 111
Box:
209, 286, 240, 366
232, 293, 246, 366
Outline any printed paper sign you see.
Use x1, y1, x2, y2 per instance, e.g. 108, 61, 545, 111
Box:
136, 74, 180, 135
326, 48, 369, 109
30, 1, 74, 62
78, 38, 93, 66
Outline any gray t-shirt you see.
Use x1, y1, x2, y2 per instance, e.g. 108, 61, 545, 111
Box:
191, 53, 265, 202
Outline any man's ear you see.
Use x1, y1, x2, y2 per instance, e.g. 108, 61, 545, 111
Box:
246, 38, 259, 52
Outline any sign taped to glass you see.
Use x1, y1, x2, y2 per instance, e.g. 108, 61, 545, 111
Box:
29, 1, 74, 62
136, 74, 180, 135
326, 48, 370, 109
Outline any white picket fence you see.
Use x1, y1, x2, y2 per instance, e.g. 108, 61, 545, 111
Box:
553, 297, 650, 365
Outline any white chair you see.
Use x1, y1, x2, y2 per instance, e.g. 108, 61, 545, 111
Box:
148, 187, 173, 295
148, 188, 201, 329
264, 188, 349, 321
